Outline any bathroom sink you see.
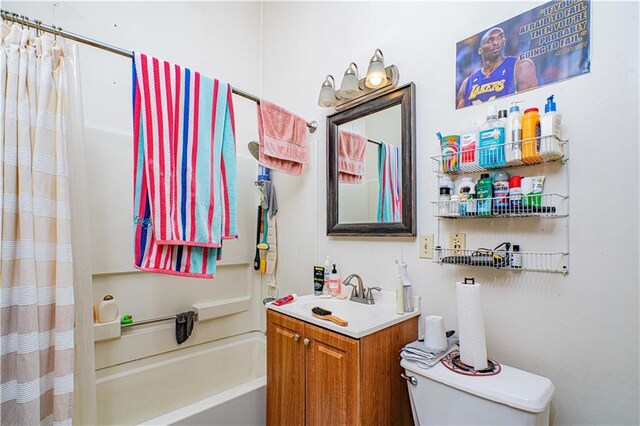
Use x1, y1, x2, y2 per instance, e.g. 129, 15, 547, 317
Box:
267, 292, 420, 339
296, 299, 378, 322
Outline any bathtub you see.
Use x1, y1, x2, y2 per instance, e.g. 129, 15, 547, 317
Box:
96, 332, 266, 425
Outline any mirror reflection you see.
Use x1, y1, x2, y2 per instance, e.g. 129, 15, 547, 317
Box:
337, 105, 402, 224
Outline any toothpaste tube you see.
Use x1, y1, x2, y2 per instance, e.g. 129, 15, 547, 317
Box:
271, 294, 298, 306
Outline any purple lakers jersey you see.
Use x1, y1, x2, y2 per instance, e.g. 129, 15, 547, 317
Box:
464, 56, 517, 107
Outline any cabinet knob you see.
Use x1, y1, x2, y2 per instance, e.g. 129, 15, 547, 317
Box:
293, 333, 300, 341
303, 338, 311, 346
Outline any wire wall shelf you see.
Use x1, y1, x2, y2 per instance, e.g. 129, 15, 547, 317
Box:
431, 136, 568, 175
433, 248, 568, 274
432, 193, 568, 218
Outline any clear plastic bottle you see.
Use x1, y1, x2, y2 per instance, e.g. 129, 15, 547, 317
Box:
439, 187, 451, 216
322, 256, 331, 296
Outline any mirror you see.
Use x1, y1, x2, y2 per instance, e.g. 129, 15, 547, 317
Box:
326, 83, 415, 236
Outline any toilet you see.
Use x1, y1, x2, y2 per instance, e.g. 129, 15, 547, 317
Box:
401, 357, 555, 425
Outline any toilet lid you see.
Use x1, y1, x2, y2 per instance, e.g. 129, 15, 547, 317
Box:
401, 358, 555, 413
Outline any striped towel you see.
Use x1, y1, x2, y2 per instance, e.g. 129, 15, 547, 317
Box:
132, 52, 237, 278
377, 142, 402, 222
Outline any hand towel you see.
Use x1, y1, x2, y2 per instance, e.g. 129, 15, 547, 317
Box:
400, 335, 459, 369
261, 180, 278, 218
176, 311, 197, 344
133, 52, 237, 278
257, 99, 308, 176
338, 130, 367, 184
377, 142, 402, 222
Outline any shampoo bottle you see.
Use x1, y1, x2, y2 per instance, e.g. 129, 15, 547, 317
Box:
505, 101, 523, 166
522, 107, 541, 163
540, 95, 563, 160
478, 105, 506, 168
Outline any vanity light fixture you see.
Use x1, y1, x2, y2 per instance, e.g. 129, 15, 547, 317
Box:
317, 48, 399, 111
317, 75, 338, 108
338, 63, 360, 99
365, 49, 388, 89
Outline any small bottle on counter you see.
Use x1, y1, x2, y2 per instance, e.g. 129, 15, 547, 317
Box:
511, 245, 522, 268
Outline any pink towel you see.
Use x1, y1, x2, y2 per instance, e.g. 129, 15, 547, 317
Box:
257, 99, 308, 176
338, 130, 367, 184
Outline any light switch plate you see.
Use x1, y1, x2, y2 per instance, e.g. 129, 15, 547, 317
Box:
449, 233, 466, 255
419, 234, 434, 259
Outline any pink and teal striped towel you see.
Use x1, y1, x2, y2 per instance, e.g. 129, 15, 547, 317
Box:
133, 52, 237, 278
377, 142, 402, 222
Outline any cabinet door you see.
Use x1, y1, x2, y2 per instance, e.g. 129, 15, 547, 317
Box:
267, 310, 306, 426
305, 323, 360, 426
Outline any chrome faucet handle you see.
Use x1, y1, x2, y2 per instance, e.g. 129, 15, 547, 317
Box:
365, 286, 382, 301
343, 281, 358, 298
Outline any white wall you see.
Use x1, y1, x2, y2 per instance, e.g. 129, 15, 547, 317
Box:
262, 2, 639, 425
5, 0, 266, 382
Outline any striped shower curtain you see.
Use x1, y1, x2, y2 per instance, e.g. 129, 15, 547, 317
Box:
1, 24, 75, 424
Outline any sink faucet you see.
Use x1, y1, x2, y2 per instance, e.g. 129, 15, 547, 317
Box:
342, 274, 380, 305
343, 274, 365, 298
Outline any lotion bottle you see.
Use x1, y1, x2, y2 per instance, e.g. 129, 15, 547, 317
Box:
540, 95, 563, 160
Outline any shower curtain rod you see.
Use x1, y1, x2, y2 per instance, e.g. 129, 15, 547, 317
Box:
0, 9, 318, 133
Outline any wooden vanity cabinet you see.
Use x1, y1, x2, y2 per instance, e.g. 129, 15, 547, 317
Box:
267, 309, 417, 426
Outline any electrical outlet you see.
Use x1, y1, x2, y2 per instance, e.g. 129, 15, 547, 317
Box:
419, 234, 434, 259
449, 233, 466, 255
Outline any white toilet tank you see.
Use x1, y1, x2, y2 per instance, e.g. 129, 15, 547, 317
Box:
401, 358, 554, 426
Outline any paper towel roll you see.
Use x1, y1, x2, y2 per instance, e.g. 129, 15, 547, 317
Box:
456, 280, 488, 370
424, 315, 447, 352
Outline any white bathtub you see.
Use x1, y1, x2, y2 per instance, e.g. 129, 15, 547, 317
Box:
96, 332, 266, 425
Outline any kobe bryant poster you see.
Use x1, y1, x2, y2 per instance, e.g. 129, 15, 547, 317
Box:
456, 0, 591, 109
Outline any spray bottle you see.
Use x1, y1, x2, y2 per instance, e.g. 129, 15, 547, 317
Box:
396, 256, 414, 313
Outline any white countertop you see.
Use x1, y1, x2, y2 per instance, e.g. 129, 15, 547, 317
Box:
267, 291, 420, 339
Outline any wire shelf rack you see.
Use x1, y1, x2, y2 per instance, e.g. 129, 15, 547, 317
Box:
433, 193, 568, 218
433, 247, 568, 274
431, 136, 568, 175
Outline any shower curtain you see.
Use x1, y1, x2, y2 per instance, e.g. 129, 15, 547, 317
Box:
0, 23, 96, 425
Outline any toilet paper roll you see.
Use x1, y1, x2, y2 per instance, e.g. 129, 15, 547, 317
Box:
424, 315, 447, 352
456, 281, 488, 370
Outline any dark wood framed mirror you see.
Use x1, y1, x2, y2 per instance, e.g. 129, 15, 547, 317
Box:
326, 83, 415, 236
